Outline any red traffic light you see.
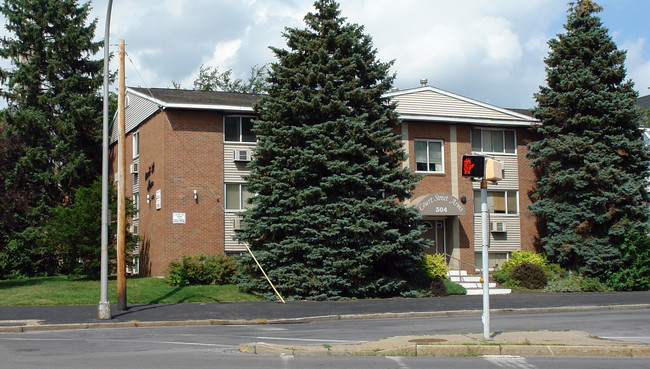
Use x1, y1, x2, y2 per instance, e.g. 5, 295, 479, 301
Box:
462, 155, 485, 177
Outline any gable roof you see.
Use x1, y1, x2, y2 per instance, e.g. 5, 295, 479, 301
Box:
385, 86, 538, 126
129, 87, 262, 111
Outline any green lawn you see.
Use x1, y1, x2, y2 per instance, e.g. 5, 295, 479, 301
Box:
0, 276, 263, 306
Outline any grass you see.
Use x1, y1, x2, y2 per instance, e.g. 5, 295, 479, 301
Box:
0, 275, 263, 306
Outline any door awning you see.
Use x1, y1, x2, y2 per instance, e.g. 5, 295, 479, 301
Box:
411, 193, 465, 216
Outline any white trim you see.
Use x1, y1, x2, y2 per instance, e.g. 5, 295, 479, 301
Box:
399, 114, 535, 126
414, 138, 445, 174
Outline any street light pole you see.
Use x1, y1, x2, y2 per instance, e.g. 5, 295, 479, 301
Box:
98, 0, 114, 320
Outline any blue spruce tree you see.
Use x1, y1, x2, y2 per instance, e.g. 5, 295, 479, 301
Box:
529, 0, 650, 277
236, 0, 429, 299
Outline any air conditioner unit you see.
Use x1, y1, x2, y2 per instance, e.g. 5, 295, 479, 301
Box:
233, 150, 252, 162
490, 222, 507, 233
233, 218, 243, 231
130, 162, 139, 174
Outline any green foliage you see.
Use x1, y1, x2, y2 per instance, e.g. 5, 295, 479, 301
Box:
167, 254, 238, 286
528, 0, 650, 278
498, 250, 548, 274
44, 179, 137, 279
421, 254, 449, 279
236, 0, 428, 300
544, 271, 610, 292
0, 0, 104, 277
509, 262, 548, 290
605, 229, 650, 291
184, 64, 270, 94
443, 278, 467, 295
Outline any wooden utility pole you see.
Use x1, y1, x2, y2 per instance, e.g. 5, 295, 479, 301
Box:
117, 39, 127, 310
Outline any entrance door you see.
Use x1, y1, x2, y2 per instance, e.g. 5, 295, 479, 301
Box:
421, 220, 446, 257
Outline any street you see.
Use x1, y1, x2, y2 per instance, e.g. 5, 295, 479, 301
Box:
0, 308, 648, 368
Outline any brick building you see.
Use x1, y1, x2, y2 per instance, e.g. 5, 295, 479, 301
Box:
111, 85, 538, 276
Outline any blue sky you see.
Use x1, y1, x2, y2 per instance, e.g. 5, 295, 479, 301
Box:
2, 1, 649, 109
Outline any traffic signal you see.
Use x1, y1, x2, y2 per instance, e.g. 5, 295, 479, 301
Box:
462, 155, 485, 177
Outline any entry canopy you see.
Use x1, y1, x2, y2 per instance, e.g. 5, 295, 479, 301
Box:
411, 193, 465, 216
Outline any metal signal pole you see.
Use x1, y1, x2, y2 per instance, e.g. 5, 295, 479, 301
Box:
98, 0, 113, 320
480, 178, 490, 340
117, 39, 127, 311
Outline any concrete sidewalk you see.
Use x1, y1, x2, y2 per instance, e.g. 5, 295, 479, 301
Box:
240, 330, 650, 357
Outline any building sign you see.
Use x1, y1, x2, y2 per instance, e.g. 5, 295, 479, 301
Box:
155, 189, 162, 210
172, 212, 186, 224
411, 193, 465, 216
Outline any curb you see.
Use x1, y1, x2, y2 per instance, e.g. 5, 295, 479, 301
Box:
0, 303, 648, 333
239, 342, 650, 357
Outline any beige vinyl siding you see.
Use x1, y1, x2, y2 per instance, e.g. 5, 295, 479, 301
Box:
223, 143, 254, 182
224, 213, 246, 253
111, 93, 159, 144
392, 90, 523, 121
473, 215, 521, 252
471, 154, 518, 190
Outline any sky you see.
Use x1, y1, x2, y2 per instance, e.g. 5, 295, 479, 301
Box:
3, 0, 650, 109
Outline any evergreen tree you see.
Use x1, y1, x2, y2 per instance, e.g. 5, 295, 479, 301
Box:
528, 0, 650, 277
0, 0, 104, 276
236, 0, 429, 300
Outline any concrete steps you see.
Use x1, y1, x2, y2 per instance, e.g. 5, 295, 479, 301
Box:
448, 269, 511, 295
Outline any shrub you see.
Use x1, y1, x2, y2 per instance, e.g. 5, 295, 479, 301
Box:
443, 279, 467, 295
429, 277, 447, 297
544, 271, 610, 292
167, 254, 238, 286
498, 250, 548, 275
421, 254, 449, 279
606, 229, 650, 291
509, 262, 547, 290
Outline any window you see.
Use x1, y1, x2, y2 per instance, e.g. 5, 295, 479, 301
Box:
414, 139, 444, 173
132, 131, 140, 158
225, 183, 254, 211
224, 116, 255, 143
133, 193, 140, 220
471, 129, 515, 154
473, 190, 518, 214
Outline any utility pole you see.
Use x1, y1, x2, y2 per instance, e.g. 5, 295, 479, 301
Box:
98, 0, 113, 321
117, 39, 127, 311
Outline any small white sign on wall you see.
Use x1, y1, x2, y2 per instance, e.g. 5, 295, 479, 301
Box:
155, 189, 161, 210
172, 212, 186, 224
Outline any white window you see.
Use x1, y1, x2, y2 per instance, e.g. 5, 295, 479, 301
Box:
225, 183, 254, 211
473, 190, 518, 214
224, 116, 255, 143
133, 193, 140, 220
471, 129, 515, 154
414, 139, 444, 173
132, 131, 140, 158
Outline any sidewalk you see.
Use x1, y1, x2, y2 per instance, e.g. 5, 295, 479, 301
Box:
241, 330, 650, 357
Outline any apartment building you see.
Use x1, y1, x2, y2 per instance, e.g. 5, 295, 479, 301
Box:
111, 85, 538, 276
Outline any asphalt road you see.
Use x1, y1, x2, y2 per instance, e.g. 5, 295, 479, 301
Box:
1, 309, 649, 368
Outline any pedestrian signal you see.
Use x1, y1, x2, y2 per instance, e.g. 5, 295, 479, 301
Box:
462, 155, 485, 177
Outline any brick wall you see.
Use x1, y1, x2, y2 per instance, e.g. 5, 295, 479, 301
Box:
516, 126, 541, 252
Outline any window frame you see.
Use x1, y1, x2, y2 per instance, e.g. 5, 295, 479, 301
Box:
224, 116, 256, 143
413, 139, 445, 174
473, 190, 518, 215
132, 130, 140, 159
225, 183, 254, 212
471, 128, 516, 154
